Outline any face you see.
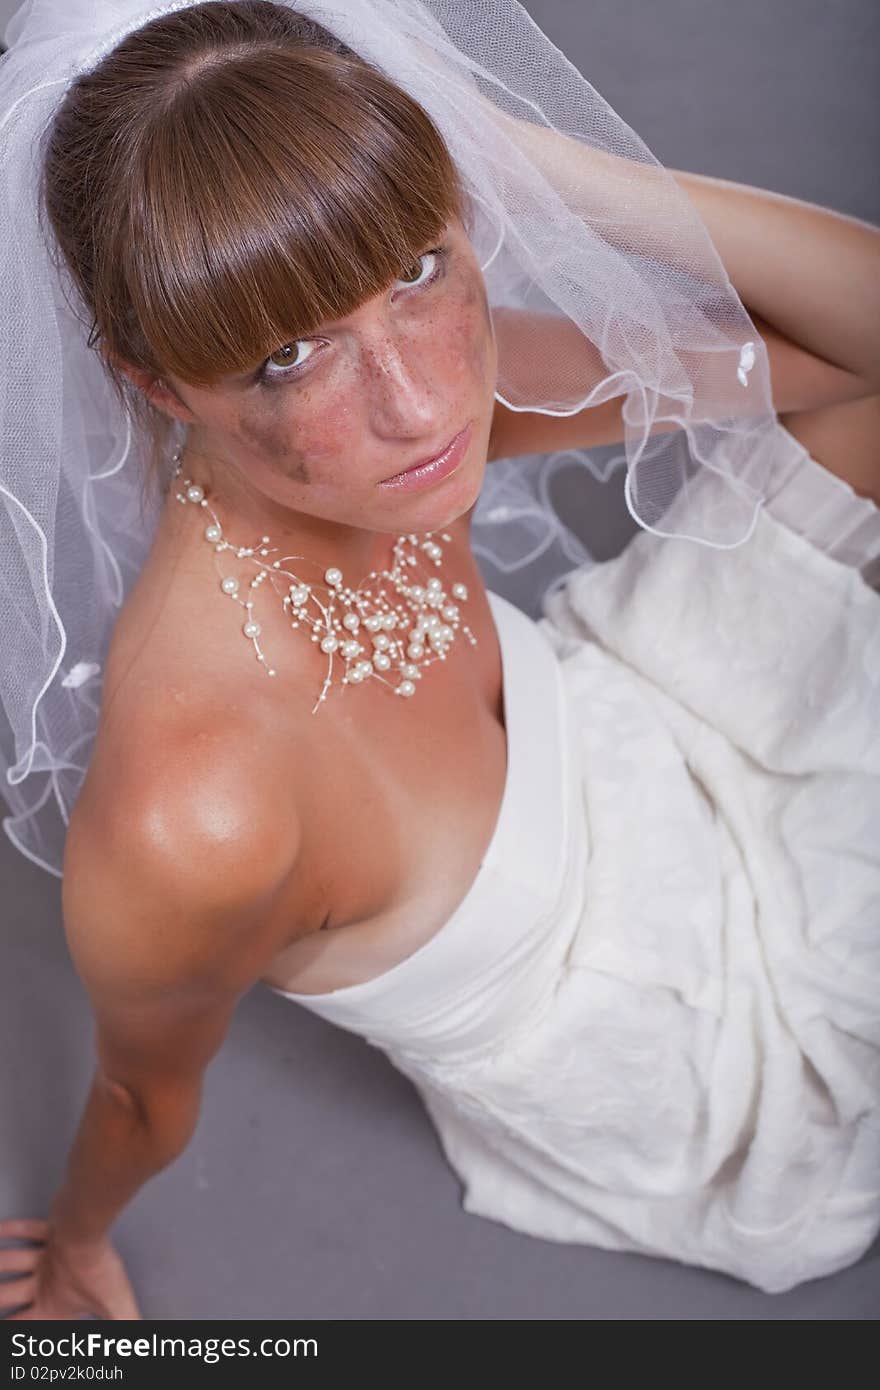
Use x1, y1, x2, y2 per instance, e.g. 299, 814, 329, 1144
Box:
144, 215, 498, 566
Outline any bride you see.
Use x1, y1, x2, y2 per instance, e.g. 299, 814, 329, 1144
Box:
1, 0, 878, 1319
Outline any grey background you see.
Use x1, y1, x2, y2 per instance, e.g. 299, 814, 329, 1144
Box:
2, 0, 878, 1320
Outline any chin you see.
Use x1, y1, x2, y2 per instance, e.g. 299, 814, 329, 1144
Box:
378, 442, 486, 534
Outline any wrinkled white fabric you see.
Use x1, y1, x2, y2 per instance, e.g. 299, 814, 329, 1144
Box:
270, 424, 880, 1293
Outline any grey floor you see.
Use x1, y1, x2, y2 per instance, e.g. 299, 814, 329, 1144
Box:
2, 0, 878, 1319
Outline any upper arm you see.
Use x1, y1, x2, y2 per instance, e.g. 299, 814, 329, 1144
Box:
61, 732, 301, 1132
487, 308, 876, 464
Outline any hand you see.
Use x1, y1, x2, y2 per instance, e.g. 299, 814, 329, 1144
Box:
0, 1218, 142, 1320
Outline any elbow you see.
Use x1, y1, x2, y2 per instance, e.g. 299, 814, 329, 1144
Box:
97, 1069, 201, 1160
100, 1073, 144, 1118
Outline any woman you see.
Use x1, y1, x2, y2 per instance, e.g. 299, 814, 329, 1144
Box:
1, 0, 878, 1319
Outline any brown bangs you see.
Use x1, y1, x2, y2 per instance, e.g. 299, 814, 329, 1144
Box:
118, 45, 466, 386
39, 0, 475, 497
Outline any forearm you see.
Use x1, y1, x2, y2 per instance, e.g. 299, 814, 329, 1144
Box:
48, 1068, 198, 1249
669, 168, 880, 388
489, 105, 879, 385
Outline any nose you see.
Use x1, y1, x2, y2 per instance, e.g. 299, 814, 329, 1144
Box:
358, 324, 443, 441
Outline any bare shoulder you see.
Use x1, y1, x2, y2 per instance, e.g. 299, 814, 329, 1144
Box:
53, 680, 313, 1117
55, 503, 316, 1109
62, 695, 303, 1003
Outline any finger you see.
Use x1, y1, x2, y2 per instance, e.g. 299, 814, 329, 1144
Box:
0, 1274, 37, 1314
114, 1287, 143, 1320
0, 1248, 40, 1274
0, 1219, 49, 1242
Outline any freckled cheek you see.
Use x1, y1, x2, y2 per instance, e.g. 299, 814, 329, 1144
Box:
232, 391, 357, 485
423, 295, 496, 396
288, 400, 362, 480
299, 432, 357, 484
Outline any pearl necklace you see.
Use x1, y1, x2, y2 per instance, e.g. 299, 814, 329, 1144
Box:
171, 449, 478, 712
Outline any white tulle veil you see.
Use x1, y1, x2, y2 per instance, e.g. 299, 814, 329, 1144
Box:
1, 0, 782, 876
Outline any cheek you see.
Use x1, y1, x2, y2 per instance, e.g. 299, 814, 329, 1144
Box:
428, 276, 496, 392
236, 403, 289, 459
234, 393, 360, 485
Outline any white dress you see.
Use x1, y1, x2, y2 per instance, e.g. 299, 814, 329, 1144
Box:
268, 422, 880, 1294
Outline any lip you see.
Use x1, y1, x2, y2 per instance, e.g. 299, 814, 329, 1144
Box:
377, 422, 473, 491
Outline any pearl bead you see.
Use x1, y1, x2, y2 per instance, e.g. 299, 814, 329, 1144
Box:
171, 454, 475, 702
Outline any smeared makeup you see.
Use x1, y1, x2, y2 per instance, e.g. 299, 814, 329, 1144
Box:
235, 403, 312, 485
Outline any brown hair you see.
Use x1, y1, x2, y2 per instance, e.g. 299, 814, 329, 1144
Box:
39, 0, 470, 494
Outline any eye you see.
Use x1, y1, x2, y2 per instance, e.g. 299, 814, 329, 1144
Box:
258, 339, 319, 384
396, 245, 446, 290
257, 245, 448, 385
